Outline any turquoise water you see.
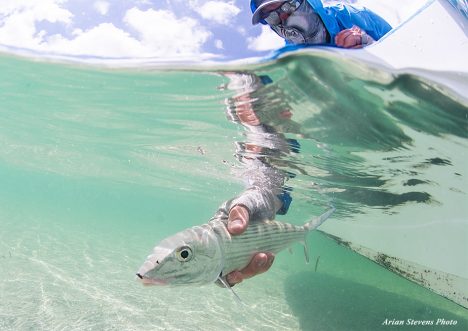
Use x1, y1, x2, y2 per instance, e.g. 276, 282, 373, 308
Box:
0, 52, 467, 330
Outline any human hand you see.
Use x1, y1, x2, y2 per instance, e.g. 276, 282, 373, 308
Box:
226, 205, 275, 285
335, 26, 374, 49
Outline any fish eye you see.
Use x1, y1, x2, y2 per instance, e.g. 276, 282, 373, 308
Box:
176, 246, 193, 262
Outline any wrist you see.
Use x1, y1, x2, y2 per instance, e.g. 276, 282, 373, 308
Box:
361, 31, 374, 46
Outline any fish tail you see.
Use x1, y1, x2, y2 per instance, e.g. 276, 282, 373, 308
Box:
301, 206, 335, 263
303, 206, 336, 232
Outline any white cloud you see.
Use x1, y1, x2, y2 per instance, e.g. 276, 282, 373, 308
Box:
214, 39, 224, 49
0, 3, 215, 59
93, 1, 110, 16
0, 0, 70, 18
46, 23, 145, 57
190, 0, 240, 25
247, 25, 284, 51
236, 26, 247, 36
0, 0, 72, 48
123, 7, 212, 57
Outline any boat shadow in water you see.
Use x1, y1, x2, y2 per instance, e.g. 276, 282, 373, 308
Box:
284, 271, 468, 331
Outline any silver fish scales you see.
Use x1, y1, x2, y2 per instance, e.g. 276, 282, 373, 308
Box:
136, 207, 335, 287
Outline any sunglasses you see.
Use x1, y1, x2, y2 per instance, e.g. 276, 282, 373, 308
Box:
260, 0, 302, 25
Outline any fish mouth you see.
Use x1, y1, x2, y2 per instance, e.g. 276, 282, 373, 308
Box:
136, 273, 168, 286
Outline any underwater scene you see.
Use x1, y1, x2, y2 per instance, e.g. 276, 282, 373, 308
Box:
0, 50, 467, 331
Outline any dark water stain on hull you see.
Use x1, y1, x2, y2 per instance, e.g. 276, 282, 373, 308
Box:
321, 231, 468, 309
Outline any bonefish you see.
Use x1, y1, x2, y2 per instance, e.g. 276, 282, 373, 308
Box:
136, 207, 335, 292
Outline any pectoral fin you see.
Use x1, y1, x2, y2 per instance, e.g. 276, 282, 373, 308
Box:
217, 276, 245, 306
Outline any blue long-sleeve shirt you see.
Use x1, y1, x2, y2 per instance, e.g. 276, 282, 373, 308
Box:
251, 0, 392, 46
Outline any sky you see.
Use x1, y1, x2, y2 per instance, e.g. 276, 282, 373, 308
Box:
0, 0, 426, 61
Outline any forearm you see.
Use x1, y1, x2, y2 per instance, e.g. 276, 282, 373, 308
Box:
230, 187, 282, 221
211, 186, 282, 223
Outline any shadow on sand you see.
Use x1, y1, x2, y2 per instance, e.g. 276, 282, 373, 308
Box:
284, 271, 467, 331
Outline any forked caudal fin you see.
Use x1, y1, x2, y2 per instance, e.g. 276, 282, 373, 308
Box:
304, 206, 336, 231
302, 206, 336, 263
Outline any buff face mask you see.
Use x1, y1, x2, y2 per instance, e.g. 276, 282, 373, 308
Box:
269, 0, 328, 44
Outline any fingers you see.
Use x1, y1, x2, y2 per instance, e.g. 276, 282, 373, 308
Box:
225, 270, 244, 286
226, 252, 275, 286
335, 26, 364, 49
240, 252, 275, 278
226, 206, 274, 286
227, 205, 250, 235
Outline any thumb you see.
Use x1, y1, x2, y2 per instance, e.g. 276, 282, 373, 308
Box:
227, 205, 250, 235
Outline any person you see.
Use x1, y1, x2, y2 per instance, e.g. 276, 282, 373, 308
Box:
217, 72, 299, 286
251, 0, 392, 48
